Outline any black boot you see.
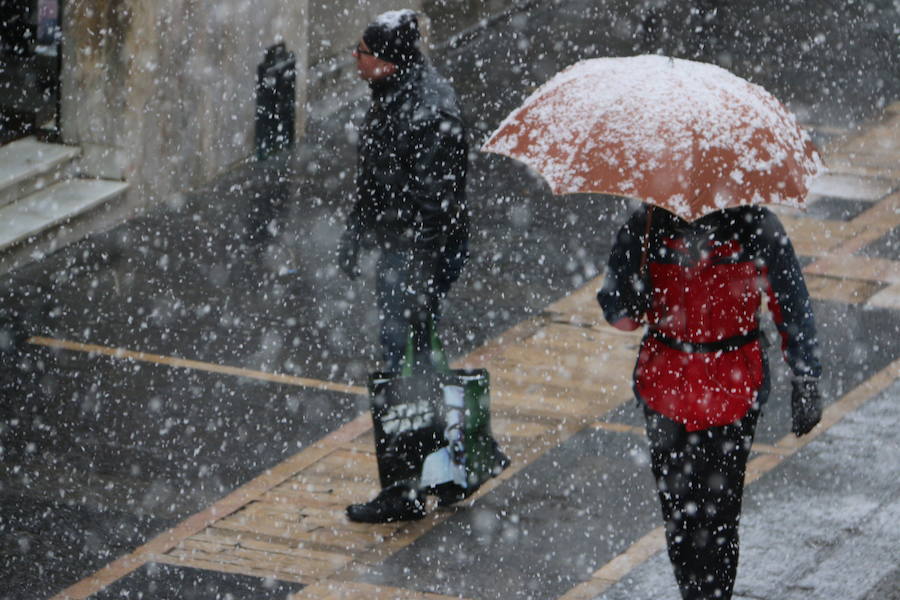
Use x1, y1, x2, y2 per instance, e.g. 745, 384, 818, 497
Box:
346, 486, 426, 523
434, 482, 477, 507
436, 443, 511, 507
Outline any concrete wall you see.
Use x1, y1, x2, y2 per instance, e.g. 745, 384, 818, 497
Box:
60, 0, 309, 210
423, 0, 519, 44
57, 0, 521, 214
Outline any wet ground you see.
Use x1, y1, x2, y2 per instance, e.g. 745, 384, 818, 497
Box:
1, 1, 899, 598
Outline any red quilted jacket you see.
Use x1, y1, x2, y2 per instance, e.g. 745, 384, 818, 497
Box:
598, 205, 821, 431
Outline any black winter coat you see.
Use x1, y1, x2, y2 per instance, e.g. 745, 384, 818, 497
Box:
348, 60, 469, 257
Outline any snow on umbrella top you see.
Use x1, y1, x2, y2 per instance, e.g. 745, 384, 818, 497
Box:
482, 55, 825, 220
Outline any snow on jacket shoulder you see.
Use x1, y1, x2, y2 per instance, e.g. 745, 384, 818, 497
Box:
598, 204, 821, 430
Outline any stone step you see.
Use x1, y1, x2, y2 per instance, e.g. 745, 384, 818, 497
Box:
0, 136, 81, 208
0, 178, 129, 251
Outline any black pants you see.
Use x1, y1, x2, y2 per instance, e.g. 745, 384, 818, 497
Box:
643, 402, 761, 600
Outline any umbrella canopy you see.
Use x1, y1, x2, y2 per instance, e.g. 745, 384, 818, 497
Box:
482, 55, 824, 220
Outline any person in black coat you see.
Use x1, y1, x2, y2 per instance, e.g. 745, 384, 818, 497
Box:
338, 9, 469, 523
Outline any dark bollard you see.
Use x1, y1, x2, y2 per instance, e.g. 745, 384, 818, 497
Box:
255, 42, 296, 161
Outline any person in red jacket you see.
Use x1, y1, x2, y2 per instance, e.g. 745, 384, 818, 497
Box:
598, 204, 823, 600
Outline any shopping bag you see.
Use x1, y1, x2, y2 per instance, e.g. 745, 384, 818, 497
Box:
369, 369, 444, 490
368, 320, 508, 495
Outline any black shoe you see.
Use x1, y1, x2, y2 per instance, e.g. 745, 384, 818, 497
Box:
435, 482, 478, 507
346, 486, 426, 523
435, 444, 511, 508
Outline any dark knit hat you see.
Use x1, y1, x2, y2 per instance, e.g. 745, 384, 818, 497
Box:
362, 9, 422, 67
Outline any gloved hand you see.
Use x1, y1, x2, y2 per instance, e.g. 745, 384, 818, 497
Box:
791, 378, 822, 436
338, 230, 360, 280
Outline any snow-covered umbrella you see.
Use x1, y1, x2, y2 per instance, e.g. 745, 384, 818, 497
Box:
482, 55, 824, 221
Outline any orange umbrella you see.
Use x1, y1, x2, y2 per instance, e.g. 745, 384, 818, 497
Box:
482, 55, 824, 221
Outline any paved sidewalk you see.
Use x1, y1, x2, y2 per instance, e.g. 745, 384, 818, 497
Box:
3, 2, 897, 598
50, 105, 900, 600
592, 379, 900, 600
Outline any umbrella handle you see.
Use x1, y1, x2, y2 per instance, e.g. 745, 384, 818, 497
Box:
638, 205, 654, 278
632, 205, 655, 323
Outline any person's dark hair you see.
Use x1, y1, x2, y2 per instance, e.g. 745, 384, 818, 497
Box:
362, 9, 422, 68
